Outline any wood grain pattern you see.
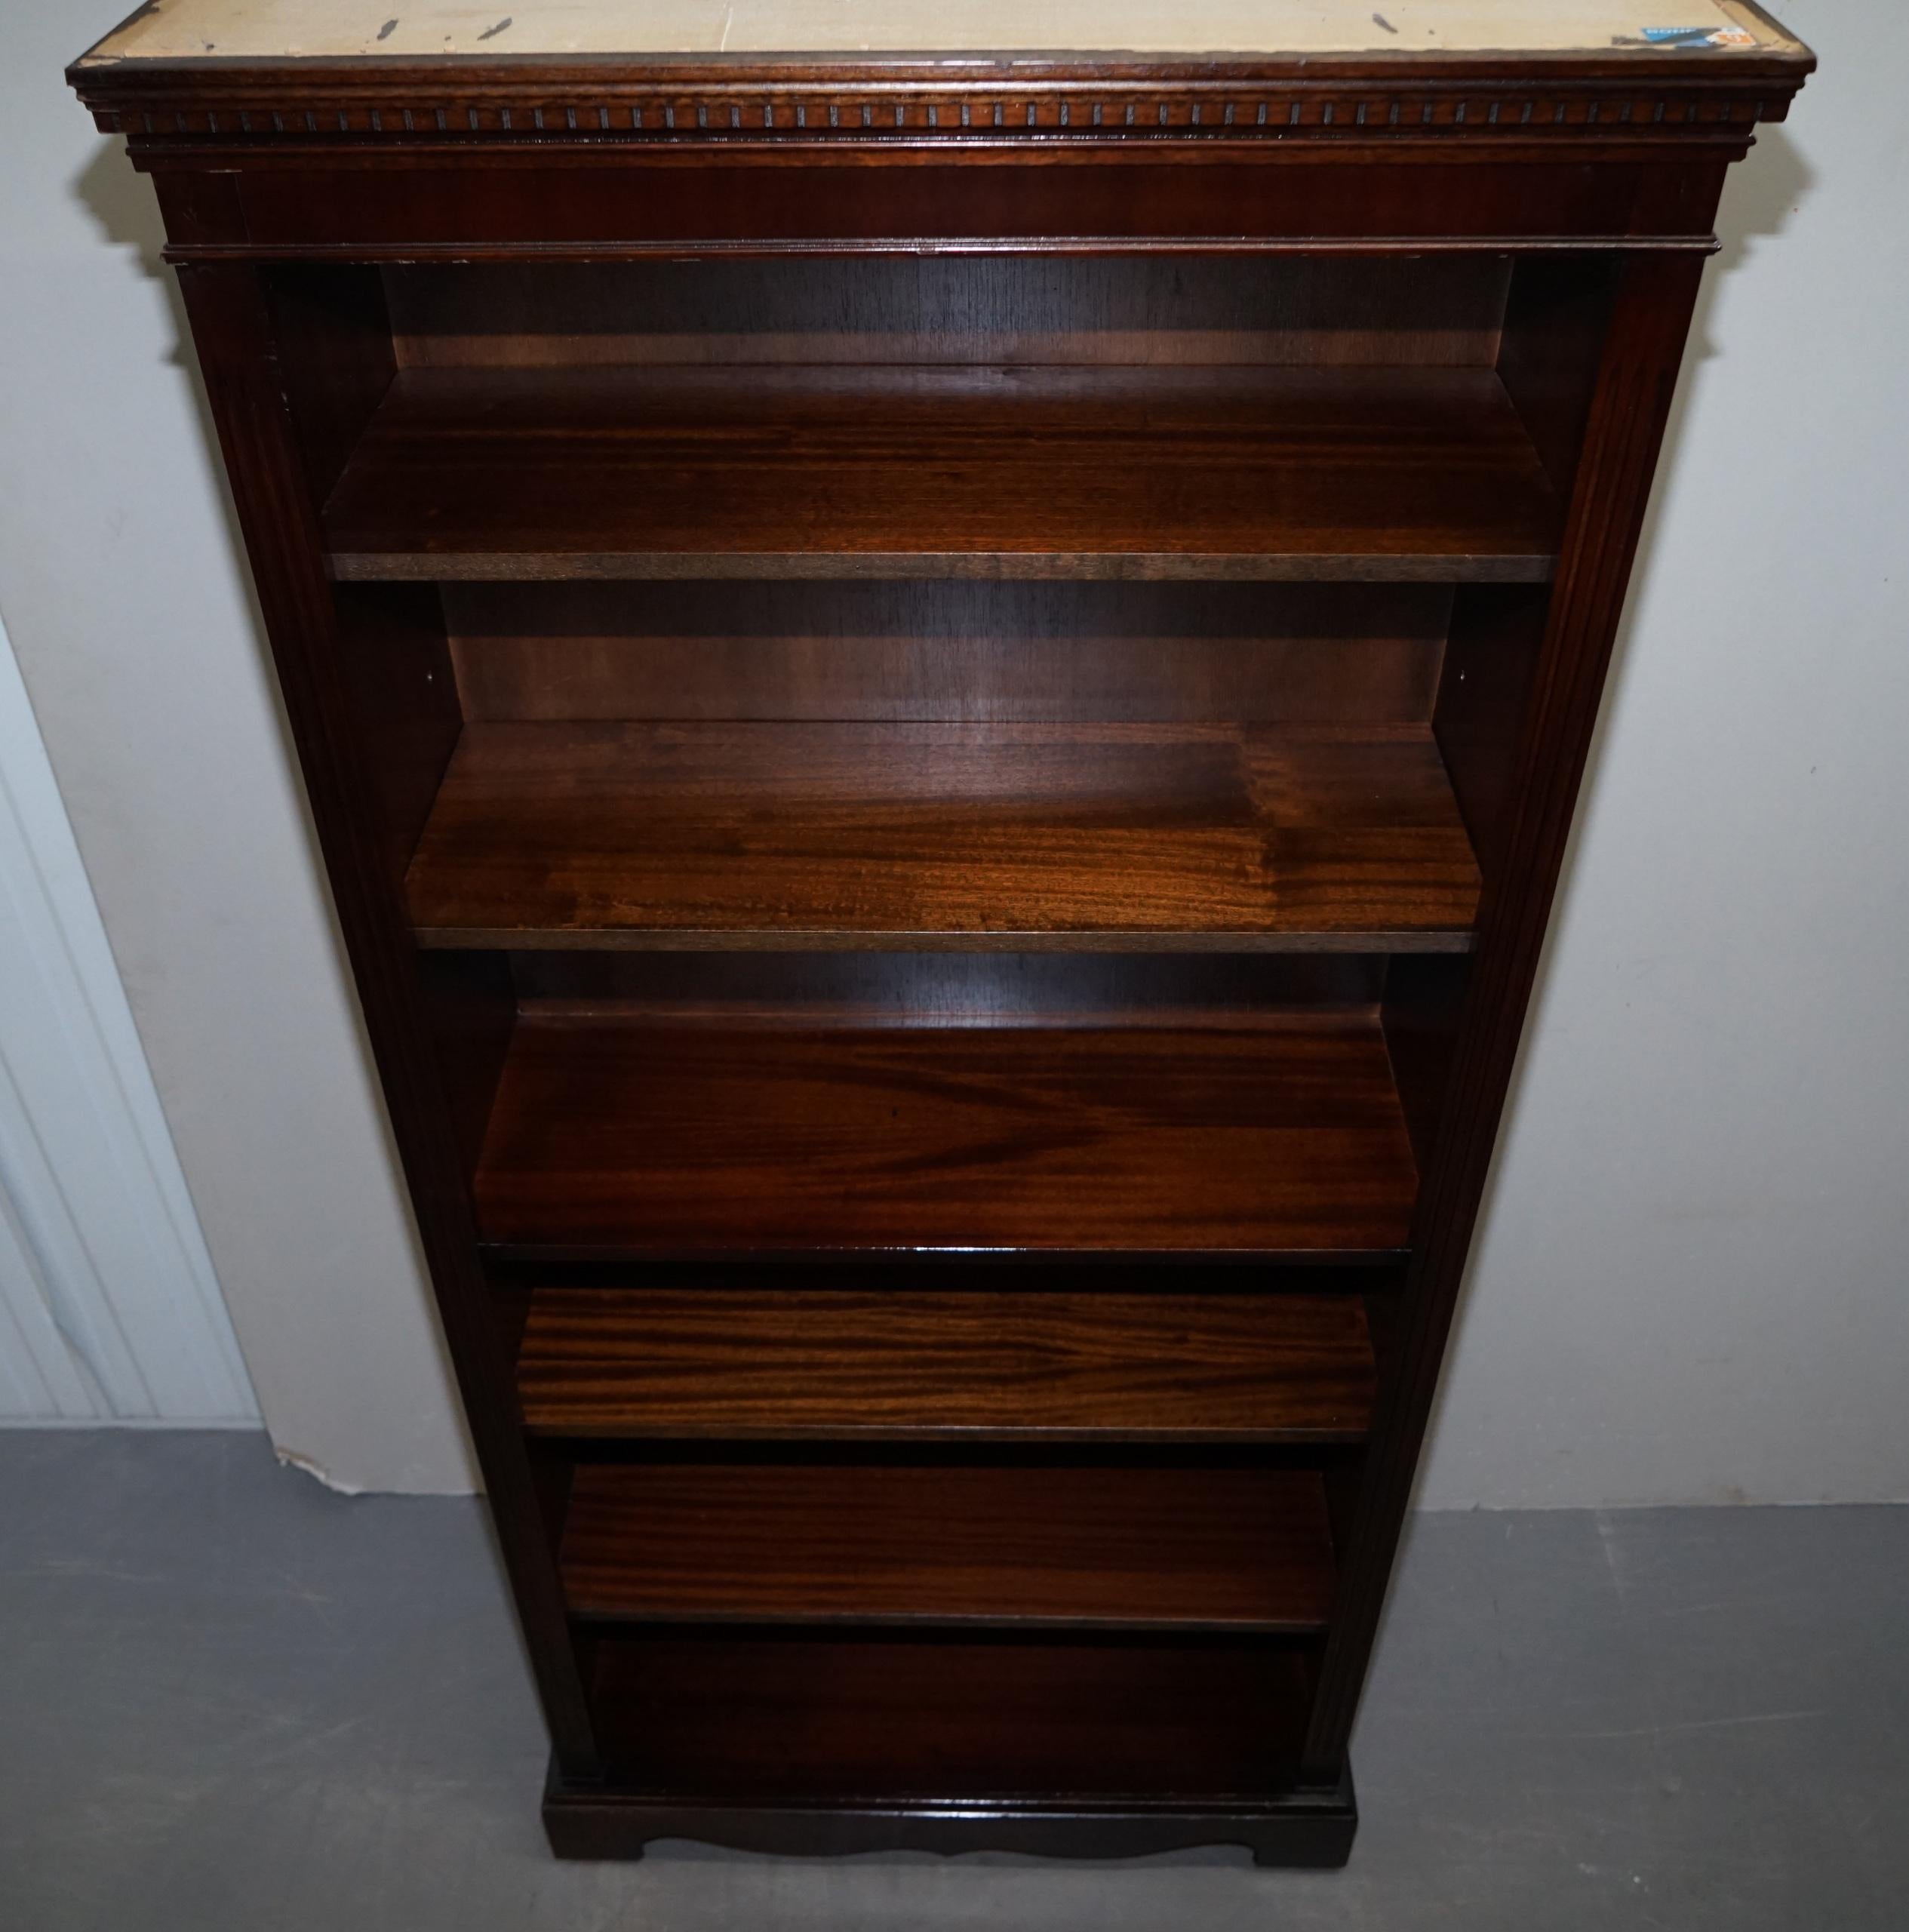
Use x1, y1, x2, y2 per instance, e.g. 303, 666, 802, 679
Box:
324, 364, 1561, 583
144, 153, 1753, 263
1302, 254, 1717, 1778
518, 1287, 1376, 1441
560, 1463, 1336, 1630
441, 580, 1451, 727
406, 721, 1479, 952
170, 264, 603, 1774
589, 1629, 1316, 1797
474, 1011, 1418, 1257
81, 10, 1805, 1859
385, 256, 1512, 371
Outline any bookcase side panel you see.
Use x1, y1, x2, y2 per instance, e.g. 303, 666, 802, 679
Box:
170, 256, 601, 1777
1304, 248, 1714, 1777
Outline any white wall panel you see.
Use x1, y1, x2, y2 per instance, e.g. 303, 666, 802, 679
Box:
0, 610, 255, 1423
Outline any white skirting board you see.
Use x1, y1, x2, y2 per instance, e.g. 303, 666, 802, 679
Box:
0, 605, 256, 1423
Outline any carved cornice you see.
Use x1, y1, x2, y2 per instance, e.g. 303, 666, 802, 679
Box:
70, 55, 1812, 152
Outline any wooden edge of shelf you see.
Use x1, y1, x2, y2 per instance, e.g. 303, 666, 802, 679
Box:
528, 1420, 1373, 1444
173, 240, 1721, 263
330, 552, 1560, 585
486, 1241, 1415, 1266
558, 1605, 1337, 1639
414, 928, 1477, 955
321, 365, 1562, 585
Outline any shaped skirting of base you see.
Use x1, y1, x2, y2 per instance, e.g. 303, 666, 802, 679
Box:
540, 1756, 1357, 1866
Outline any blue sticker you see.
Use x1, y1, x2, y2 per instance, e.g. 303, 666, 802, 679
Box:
1639, 26, 1753, 45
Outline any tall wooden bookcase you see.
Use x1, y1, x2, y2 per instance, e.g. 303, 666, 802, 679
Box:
71, 0, 1812, 1867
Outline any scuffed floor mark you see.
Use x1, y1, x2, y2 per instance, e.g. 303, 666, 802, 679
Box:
1595, 1507, 1634, 1615
23, 1558, 166, 1586
476, 16, 512, 40
377, 18, 398, 40
1373, 11, 1399, 32
1546, 1709, 1827, 1743
275, 1444, 365, 1497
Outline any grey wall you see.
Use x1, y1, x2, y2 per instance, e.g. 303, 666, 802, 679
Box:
3, 0, 1902, 1502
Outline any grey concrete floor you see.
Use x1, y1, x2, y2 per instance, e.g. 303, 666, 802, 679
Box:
1, 1431, 1904, 1930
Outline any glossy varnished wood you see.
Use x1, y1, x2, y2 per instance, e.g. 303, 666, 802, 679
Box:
76, 2, 1810, 1863
517, 1287, 1376, 1441
1301, 252, 1720, 1779
560, 1462, 1336, 1631
441, 580, 1452, 726
164, 265, 601, 1773
506, 949, 1390, 1022
147, 151, 1750, 261
385, 255, 1514, 373
441, 577, 1454, 733
543, 1767, 1357, 1864
475, 1011, 1418, 1257
406, 721, 1480, 952
324, 365, 1561, 583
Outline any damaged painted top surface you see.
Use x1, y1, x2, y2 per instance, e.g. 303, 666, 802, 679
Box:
78, 0, 1803, 66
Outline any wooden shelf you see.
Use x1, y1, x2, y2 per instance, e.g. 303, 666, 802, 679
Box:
406, 721, 1480, 953
518, 1286, 1376, 1442
589, 1629, 1315, 1798
324, 365, 1561, 583
475, 1011, 1417, 1258
561, 1463, 1335, 1632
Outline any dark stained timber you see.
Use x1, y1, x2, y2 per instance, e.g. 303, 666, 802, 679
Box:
587, 1628, 1319, 1799
560, 1462, 1337, 1631
517, 1286, 1376, 1443
78, 0, 1811, 1864
324, 365, 1563, 583
475, 1011, 1419, 1259
406, 721, 1481, 952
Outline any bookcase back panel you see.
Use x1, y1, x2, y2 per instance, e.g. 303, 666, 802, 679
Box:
384, 257, 1512, 371
586, 1625, 1318, 1798
441, 581, 1450, 725
509, 949, 1388, 1020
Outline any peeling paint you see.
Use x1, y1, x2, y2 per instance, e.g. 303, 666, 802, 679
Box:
275, 1445, 367, 1497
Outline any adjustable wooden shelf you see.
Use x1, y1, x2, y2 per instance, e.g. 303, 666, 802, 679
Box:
71, 0, 1812, 1867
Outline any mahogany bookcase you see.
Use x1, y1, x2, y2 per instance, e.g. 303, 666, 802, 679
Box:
70, 0, 1812, 1867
